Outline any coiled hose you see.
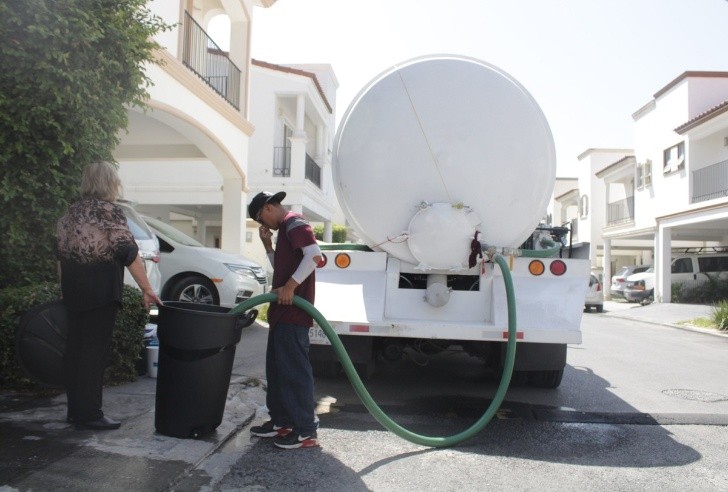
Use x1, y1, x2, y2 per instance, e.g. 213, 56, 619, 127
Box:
230, 254, 517, 447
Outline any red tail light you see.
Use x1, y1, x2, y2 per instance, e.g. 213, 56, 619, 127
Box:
317, 254, 328, 268
549, 260, 567, 276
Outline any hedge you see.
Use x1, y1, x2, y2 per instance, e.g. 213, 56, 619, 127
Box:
0, 282, 149, 392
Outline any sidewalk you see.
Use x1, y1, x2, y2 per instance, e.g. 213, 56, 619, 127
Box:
0, 327, 267, 492
601, 299, 728, 338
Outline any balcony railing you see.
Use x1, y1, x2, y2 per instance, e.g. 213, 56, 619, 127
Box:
182, 11, 241, 110
305, 154, 321, 188
569, 217, 578, 243
273, 147, 291, 177
607, 196, 634, 225
692, 159, 728, 203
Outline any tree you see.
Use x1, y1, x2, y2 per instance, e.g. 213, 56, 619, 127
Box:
0, 0, 169, 285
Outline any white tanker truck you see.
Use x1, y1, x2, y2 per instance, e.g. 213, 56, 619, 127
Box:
311, 55, 589, 388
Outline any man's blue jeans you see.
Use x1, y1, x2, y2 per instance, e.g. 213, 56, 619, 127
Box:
265, 322, 317, 435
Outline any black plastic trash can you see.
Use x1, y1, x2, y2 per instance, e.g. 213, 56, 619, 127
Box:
154, 302, 249, 439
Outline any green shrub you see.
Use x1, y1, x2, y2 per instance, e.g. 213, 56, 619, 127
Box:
671, 283, 683, 303
0, 1, 170, 287
104, 286, 150, 383
0, 283, 149, 391
673, 275, 728, 304
313, 224, 349, 243
713, 300, 728, 331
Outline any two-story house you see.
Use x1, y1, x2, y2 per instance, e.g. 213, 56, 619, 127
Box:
244, 59, 342, 268
553, 149, 633, 276
116, 0, 276, 257
586, 72, 728, 301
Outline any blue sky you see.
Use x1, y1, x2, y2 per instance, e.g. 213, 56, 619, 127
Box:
238, 0, 728, 176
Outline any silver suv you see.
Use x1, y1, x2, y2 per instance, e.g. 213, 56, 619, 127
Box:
610, 264, 651, 299
117, 201, 162, 296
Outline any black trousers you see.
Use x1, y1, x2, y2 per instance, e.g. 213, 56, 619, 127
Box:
64, 303, 119, 422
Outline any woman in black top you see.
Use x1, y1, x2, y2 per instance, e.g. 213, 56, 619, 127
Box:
56, 161, 162, 430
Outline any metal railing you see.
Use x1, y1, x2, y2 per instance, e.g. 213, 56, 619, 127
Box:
607, 196, 634, 225
305, 153, 321, 188
692, 159, 728, 203
182, 11, 241, 110
568, 217, 578, 243
273, 147, 291, 177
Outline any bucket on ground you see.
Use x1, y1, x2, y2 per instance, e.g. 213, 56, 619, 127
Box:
146, 341, 159, 378
153, 301, 256, 439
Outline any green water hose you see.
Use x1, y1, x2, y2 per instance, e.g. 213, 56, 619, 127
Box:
519, 237, 562, 258
230, 254, 518, 447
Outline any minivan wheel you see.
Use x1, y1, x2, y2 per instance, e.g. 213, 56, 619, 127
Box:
168, 276, 219, 305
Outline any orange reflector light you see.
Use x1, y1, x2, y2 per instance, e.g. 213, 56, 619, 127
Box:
317, 254, 328, 268
549, 260, 567, 276
335, 253, 351, 269
528, 260, 545, 276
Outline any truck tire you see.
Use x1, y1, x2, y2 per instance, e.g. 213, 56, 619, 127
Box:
528, 368, 564, 389
168, 276, 219, 305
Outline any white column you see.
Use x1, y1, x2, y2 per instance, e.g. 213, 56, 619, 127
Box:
323, 221, 333, 243
289, 94, 308, 182
221, 177, 245, 255
197, 218, 207, 245
603, 238, 611, 299
316, 124, 324, 156
655, 225, 671, 303
295, 94, 305, 136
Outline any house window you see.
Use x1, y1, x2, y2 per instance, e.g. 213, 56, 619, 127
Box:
644, 159, 652, 186
663, 142, 685, 174
636, 164, 644, 189
273, 124, 293, 177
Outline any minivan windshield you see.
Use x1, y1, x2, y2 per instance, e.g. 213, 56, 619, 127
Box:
143, 216, 204, 247
117, 203, 155, 240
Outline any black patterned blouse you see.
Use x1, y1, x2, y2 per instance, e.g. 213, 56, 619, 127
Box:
56, 198, 139, 311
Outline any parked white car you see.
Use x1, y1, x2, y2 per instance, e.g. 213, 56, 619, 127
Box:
610, 264, 651, 299
117, 201, 162, 295
141, 215, 267, 308
585, 273, 604, 312
623, 267, 654, 303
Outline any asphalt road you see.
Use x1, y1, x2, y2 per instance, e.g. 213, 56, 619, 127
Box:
195, 311, 728, 491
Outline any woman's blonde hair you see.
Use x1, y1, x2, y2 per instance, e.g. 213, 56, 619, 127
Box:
79, 161, 123, 202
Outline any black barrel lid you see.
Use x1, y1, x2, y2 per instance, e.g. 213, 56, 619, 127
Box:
15, 300, 68, 388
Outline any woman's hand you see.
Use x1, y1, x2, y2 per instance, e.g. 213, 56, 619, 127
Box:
143, 289, 163, 310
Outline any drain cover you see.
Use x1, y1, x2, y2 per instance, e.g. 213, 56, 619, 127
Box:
662, 389, 728, 402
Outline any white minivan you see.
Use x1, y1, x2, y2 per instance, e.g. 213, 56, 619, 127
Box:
117, 201, 162, 295
624, 253, 728, 302
142, 215, 267, 308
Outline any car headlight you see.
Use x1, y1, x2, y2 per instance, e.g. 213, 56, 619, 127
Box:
224, 263, 257, 280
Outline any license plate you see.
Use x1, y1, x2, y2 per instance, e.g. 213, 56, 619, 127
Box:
309, 325, 330, 345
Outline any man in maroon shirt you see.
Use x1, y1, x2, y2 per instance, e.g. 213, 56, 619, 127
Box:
247, 191, 323, 449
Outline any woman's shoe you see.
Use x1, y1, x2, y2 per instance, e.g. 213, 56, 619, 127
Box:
75, 416, 121, 430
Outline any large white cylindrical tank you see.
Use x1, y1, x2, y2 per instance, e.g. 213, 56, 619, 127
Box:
333, 55, 556, 270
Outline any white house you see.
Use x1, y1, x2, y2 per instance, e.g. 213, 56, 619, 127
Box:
116, 0, 277, 257
559, 71, 728, 302
244, 59, 343, 269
